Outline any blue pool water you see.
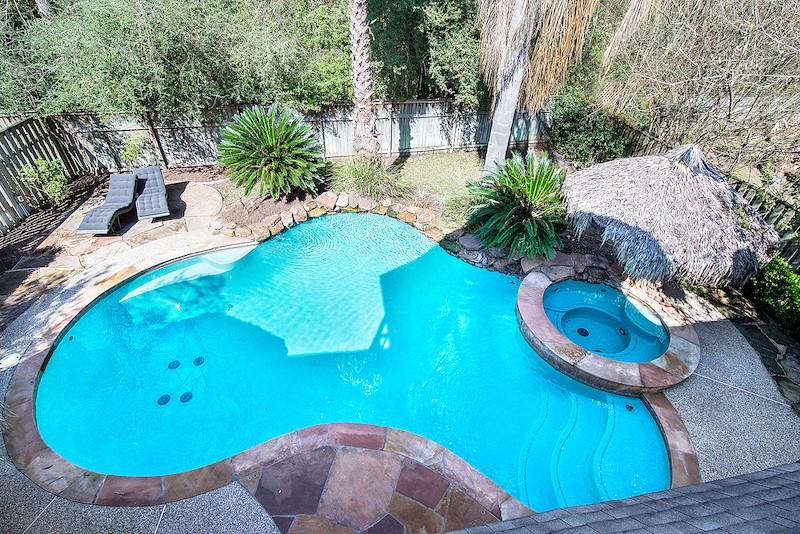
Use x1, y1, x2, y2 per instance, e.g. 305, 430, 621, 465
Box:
543, 280, 670, 363
36, 214, 670, 511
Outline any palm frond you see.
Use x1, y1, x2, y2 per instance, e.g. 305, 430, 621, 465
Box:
218, 104, 324, 198
600, 0, 660, 75
478, 0, 598, 112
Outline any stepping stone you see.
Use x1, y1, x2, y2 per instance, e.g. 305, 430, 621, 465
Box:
317, 448, 402, 529
458, 233, 482, 251
255, 447, 336, 516
362, 514, 404, 534
395, 459, 449, 508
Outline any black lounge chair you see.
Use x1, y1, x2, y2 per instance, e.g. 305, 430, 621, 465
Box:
134, 166, 170, 220
76, 173, 137, 235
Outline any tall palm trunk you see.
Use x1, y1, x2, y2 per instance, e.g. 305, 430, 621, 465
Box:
484, 0, 531, 174
479, 0, 598, 174
348, 0, 380, 159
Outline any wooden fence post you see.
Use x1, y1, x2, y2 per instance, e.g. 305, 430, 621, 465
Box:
387, 103, 394, 157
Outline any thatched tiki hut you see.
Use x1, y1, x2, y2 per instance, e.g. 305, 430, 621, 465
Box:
563, 144, 779, 287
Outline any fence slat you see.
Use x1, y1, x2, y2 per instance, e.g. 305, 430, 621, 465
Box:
0, 116, 89, 233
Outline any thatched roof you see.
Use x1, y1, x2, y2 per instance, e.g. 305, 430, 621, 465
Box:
563, 144, 779, 287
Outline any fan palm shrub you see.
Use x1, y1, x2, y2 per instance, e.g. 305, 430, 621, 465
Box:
219, 104, 325, 197
467, 153, 566, 258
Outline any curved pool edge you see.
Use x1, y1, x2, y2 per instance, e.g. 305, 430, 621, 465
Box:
2, 220, 698, 515
5, 360, 531, 519
641, 392, 701, 488
517, 253, 701, 396
1, 222, 533, 517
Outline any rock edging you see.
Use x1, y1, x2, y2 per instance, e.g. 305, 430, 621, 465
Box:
221, 190, 526, 276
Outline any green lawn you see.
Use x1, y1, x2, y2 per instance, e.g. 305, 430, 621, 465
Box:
391, 152, 483, 222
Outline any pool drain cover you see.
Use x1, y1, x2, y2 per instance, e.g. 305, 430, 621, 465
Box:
577, 327, 589, 337
157, 394, 170, 405
619, 328, 627, 336
193, 356, 205, 366
168, 360, 180, 370
180, 392, 193, 403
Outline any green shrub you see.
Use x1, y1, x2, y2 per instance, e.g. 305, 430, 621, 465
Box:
18, 158, 68, 206
331, 159, 411, 199
218, 105, 324, 198
119, 134, 148, 168
467, 153, 566, 258
749, 257, 800, 338
549, 93, 628, 167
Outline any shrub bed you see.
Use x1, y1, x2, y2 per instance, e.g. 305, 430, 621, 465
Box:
748, 257, 800, 339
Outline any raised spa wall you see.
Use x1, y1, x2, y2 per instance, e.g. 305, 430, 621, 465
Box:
516, 253, 701, 396
3, 192, 700, 531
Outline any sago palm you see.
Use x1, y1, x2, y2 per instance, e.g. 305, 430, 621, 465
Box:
218, 104, 324, 198
468, 153, 566, 258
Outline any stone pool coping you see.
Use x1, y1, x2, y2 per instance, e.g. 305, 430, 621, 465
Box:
3, 214, 698, 518
517, 253, 701, 396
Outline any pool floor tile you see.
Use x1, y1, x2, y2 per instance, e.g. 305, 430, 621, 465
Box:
255, 447, 336, 516
327, 423, 387, 450
384, 428, 444, 466
287, 514, 355, 534
442, 487, 500, 531
94, 476, 164, 506
162, 460, 232, 501
272, 515, 294, 534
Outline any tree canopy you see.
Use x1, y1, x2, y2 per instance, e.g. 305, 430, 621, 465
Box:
0, 0, 485, 116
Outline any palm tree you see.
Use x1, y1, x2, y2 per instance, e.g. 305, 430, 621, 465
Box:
348, 0, 380, 160
479, 0, 598, 173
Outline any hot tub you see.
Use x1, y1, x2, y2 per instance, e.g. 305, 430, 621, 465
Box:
543, 279, 670, 363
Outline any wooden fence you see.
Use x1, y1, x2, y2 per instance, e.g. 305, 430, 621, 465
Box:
0, 100, 547, 235
0, 117, 90, 235
52, 100, 548, 171
729, 179, 800, 269
1, 102, 798, 272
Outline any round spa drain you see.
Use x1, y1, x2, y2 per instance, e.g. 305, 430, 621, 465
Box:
577, 327, 590, 337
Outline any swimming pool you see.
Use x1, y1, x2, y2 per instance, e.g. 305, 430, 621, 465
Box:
543, 280, 670, 363
35, 213, 670, 511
